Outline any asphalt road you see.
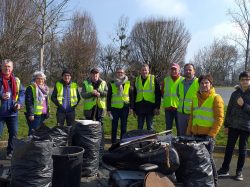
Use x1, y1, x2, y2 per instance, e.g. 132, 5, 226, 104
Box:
215, 153, 250, 187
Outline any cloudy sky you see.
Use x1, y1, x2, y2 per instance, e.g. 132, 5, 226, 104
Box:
68, 0, 238, 62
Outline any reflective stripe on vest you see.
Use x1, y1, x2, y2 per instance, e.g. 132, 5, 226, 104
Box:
177, 78, 199, 114
56, 82, 78, 107
83, 80, 106, 110
111, 81, 130, 108
192, 94, 218, 127
30, 85, 49, 115
15, 77, 20, 101
163, 76, 183, 108
135, 75, 155, 103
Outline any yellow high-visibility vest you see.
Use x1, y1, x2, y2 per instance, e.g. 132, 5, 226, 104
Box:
177, 78, 199, 114
163, 76, 183, 108
15, 77, 20, 101
192, 94, 218, 127
30, 84, 49, 115
111, 81, 130, 108
135, 75, 155, 103
56, 82, 78, 107
83, 80, 106, 110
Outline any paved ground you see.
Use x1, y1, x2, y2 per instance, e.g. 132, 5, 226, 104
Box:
0, 146, 249, 187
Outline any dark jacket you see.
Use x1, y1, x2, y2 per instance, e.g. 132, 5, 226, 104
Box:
25, 85, 49, 117
107, 80, 134, 111
224, 86, 250, 132
133, 75, 161, 115
51, 80, 81, 112
0, 77, 25, 117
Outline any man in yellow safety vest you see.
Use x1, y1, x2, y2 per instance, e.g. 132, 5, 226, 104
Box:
107, 67, 133, 145
177, 63, 199, 136
51, 69, 81, 127
133, 64, 161, 130
162, 63, 183, 131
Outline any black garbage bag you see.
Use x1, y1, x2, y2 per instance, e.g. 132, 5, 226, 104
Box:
173, 137, 214, 187
11, 138, 54, 187
31, 125, 69, 146
71, 120, 102, 177
103, 139, 179, 174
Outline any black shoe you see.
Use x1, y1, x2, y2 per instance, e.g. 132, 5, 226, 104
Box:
235, 172, 243, 181
217, 168, 229, 177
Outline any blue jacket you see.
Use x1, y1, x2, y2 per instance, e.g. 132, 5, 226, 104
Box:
0, 77, 25, 117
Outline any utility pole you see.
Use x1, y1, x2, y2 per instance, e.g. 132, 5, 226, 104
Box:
245, 22, 250, 70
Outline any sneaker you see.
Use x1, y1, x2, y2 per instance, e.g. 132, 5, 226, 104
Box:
235, 172, 243, 181
6, 153, 12, 160
217, 168, 229, 177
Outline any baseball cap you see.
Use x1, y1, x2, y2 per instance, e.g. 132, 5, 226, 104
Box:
170, 63, 180, 70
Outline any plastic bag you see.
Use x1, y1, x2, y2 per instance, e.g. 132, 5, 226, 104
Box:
71, 120, 102, 177
173, 137, 214, 187
11, 138, 54, 187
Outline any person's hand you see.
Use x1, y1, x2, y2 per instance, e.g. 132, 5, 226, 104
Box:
154, 109, 160, 115
2, 92, 10, 100
29, 116, 34, 121
92, 89, 100, 97
14, 103, 21, 111
129, 109, 133, 115
133, 110, 137, 118
107, 111, 112, 117
237, 97, 244, 107
224, 128, 228, 135
59, 105, 66, 113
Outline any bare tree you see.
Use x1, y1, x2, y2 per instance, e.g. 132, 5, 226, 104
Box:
228, 0, 250, 70
191, 39, 238, 85
98, 44, 118, 80
31, 0, 69, 71
128, 17, 190, 80
0, 0, 39, 83
60, 12, 98, 84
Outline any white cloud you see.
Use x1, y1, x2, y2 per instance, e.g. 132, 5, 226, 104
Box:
186, 21, 241, 62
136, 0, 189, 17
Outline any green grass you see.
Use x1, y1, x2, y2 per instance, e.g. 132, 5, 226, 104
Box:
0, 100, 232, 148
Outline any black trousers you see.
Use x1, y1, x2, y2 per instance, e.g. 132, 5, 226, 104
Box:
222, 127, 250, 173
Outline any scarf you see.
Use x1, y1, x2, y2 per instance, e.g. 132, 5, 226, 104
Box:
32, 82, 49, 102
114, 75, 128, 95
1, 73, 17, 100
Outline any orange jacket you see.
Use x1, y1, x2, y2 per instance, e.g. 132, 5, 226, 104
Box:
186, 87, 224, 138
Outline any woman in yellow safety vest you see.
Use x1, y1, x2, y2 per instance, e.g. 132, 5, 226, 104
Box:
187, 74, 224, 187
25, 71, 50, 135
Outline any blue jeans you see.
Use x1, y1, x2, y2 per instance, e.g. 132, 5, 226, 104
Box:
222, 127, 250, 173
165, 109, 179, 130
137, 114, 153, 130
27, 114, 46, 135
0, 116, 18, 155
111, 107, 129, 143
177, 112, 189, 136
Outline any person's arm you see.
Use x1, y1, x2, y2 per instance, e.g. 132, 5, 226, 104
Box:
186, 102, 194, 135
154, 79, 161, 109
51, 83, 60, 107
107, 82, 112, 112
129, 82, 134, 110
76, 84, 81, 106
208, 95, 225, 138
224, 93, 234, 128
161, 81, 165, 98
81, 80, 93, 99
17, 83, 25, 106
25, 86, 34, 117
99, 80, 108, 97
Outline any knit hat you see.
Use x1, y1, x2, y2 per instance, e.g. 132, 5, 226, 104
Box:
62, 69, 71, 76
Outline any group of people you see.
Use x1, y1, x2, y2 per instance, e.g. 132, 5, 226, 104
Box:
0, 59, 249, 185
